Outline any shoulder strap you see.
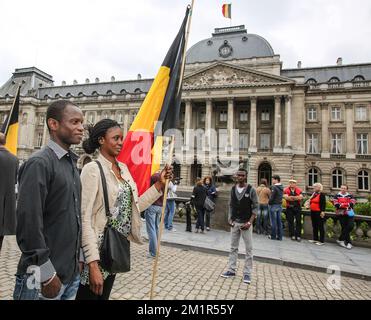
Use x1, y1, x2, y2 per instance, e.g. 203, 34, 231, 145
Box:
95, 160, 111, 218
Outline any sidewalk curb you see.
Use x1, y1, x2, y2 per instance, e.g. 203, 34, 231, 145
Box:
159, 240, 371, 282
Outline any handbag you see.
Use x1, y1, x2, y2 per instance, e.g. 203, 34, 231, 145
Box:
347, 209, 355, 217
203, 196, 216, 212
95, 161, 130, 274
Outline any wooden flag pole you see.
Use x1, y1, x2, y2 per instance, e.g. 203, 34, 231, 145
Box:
149, 135, 175, 300
150, 1, 195, 300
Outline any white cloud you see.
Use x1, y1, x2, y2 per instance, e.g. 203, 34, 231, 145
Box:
1, 0, 371, 85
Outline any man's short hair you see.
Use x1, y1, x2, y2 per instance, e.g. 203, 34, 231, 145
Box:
46, 100, 78, 132
272, 175, 281, 182
237, 168, 248, 175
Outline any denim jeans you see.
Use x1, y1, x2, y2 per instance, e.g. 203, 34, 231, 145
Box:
13, 273, 80, 300
256, 204, 269, 234
270, 204, 283, 240
164, 200, 176, 230
195, 207, 206, 231
228, 223, 253, 276
145, 205, 162, 257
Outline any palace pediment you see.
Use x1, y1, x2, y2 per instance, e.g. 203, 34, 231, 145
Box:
183, 62, 294, 90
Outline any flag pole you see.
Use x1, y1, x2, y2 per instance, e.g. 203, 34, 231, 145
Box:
149, 134, 175, 300
150, 1, 195, 300
177, 0, 195, 96
2, 86, 21, 135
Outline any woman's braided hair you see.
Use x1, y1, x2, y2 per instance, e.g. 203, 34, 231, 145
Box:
82, 119, 121, 154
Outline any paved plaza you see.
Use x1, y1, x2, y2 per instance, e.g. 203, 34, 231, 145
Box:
0, 232, 370, 300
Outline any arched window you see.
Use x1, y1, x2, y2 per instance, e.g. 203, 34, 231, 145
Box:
353, 75, 365, 82
106, 90, 113, 95
44, 94, 49, 100
306, 78, 317, 85
308, 168, 319, 187
55, 94, 61, 98
66, 93, 72, 98
329, 77, 341, 88
92, 91, 99, 96
332, 169, 344, 189
358, 170, 369, 191
120, 89, 127, 95
134, 88, 142, 93
78, 92, 84, 97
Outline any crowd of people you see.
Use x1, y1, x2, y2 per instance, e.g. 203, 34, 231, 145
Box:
0, 99, 359, 299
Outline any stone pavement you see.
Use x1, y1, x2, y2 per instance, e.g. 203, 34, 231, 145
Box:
0, 236, 370, 300
143, 222, 371, 281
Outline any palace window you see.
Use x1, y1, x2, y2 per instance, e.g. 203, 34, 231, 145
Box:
219, 110, 227, 122
239, 133, 249, 150
218, 131, 228, 150
329, 77, 341, 88
103, 112, 109, 119
353, 75, 365, 86
200, 111, 206, 123
358, 170, 369, 191
357, 133, 368, 155
307, 107, 317, 121
87, 112, 95, 124
306, 78, 317, 85
36, 132, 43, 147
240, 110, 248, 122
261, 109, 270, 121
117, 112, 123, 123
308, 168, 319, 187
355, 106, 367, 121
332, 169, 344, 189
331, 107, 342, 121
307, 134, 319, 154
331, 133, 343, 154
39, 114, 45, 125
260, 134, 271, 150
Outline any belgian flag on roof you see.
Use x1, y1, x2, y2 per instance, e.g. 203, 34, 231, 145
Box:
1, 86, 20, 156
117, 7, 190, 195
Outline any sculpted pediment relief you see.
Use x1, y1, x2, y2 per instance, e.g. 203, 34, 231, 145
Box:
183, 64, 291, 89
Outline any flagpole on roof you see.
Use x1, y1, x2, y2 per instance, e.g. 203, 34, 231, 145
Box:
149, 1, 195, 300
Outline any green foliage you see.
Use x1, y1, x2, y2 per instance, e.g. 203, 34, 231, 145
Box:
354, 202, 371, 216
359, 221, 370, 233
325, 201, 336, 212
326, 218, 335, 239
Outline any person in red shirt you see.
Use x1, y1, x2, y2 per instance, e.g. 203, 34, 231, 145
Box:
332, 185, 356, 250
283, 179, 304, 242
308, 183, 327, 245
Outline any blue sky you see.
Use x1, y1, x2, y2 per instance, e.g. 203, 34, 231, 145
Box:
1, 0, 371, 85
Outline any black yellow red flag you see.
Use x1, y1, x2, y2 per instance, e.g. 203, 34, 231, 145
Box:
117, 7, 190, 195
1, 86, 20, 155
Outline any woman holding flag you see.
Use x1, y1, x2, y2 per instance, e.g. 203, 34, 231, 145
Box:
76, 119, 171, 300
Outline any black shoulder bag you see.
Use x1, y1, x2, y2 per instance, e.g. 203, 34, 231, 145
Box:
95, 160, 130, 274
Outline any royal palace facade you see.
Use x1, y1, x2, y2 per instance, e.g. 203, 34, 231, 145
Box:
1, 26, 370, 196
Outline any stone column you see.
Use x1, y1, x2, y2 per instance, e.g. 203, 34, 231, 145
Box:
249, 96, 257, 153
183, 99, 192, 150
320, 103, 330, 158
123, 112, 129, 138
345, 103, 356, 159
273, 96, 282, 152
285, 95, 292, 149
205, 99, 213, 151
227, 98, 235, 151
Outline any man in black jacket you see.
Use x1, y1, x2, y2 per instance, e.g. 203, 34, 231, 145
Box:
13, 100, 84, 300
0, 133, 19, 252
268, 175, 284, 241
221, 169, 258, 285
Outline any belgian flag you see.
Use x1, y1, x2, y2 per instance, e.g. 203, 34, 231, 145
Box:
222, 3, 232, 19
1, 86, 20, 156
117, 7, 190, 195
